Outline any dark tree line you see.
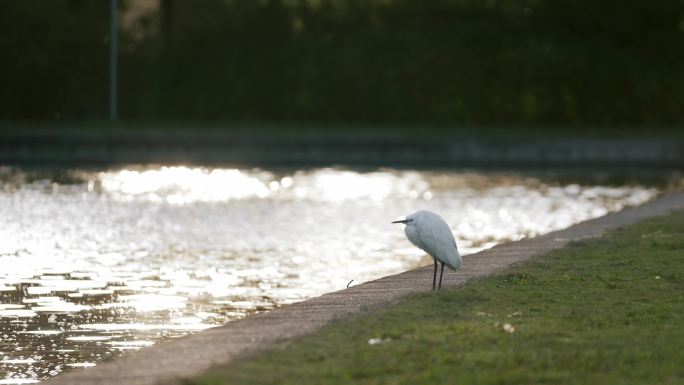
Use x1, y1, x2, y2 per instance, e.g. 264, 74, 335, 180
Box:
2, 0, 684, 127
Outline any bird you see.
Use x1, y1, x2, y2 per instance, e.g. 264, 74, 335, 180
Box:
392, 210, 461, 290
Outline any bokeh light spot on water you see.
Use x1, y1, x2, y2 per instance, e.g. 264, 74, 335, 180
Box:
0, 166, 659, 382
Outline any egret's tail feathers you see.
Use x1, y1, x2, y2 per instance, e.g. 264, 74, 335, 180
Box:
445, 255, 462, 271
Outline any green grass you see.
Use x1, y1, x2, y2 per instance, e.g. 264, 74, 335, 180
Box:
187, 210, 684, 385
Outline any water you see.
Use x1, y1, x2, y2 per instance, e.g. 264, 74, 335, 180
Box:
0, 166, 659, 383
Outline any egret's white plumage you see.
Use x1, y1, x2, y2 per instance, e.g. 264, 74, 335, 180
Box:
393, 210, 461, 289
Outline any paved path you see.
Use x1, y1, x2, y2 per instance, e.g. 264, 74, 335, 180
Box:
46, 191, 684, 385
2, 128, 684, 168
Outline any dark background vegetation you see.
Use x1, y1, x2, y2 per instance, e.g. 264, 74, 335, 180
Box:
2, 0, 684, 127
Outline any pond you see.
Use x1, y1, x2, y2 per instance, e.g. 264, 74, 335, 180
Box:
0, 166, 661, 383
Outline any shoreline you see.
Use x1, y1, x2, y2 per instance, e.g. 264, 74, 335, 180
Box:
43, 191, 684, 385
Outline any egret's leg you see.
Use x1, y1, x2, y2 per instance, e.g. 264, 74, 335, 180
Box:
432, 260, 438, 290
438, 262, 445, 289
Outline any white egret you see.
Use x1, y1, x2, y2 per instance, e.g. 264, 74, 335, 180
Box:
392, 210, 461, 290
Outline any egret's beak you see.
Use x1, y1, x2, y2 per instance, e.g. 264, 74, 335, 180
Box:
392, 219, 409, 224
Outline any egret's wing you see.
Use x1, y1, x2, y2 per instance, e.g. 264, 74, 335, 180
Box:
416, 219, 458, 266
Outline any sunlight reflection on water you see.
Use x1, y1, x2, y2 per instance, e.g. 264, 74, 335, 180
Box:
0, 166, 659, 382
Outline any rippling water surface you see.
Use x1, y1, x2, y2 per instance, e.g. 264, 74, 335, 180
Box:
0, 166, 659, 383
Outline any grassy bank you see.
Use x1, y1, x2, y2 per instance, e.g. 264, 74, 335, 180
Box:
187, 210, 684, 385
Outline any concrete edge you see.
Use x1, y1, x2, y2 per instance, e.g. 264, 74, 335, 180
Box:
2, 131, 684, 168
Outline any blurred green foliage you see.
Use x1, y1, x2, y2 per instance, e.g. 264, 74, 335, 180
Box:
2, 0, 684, 126
0, 1, 110, 119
